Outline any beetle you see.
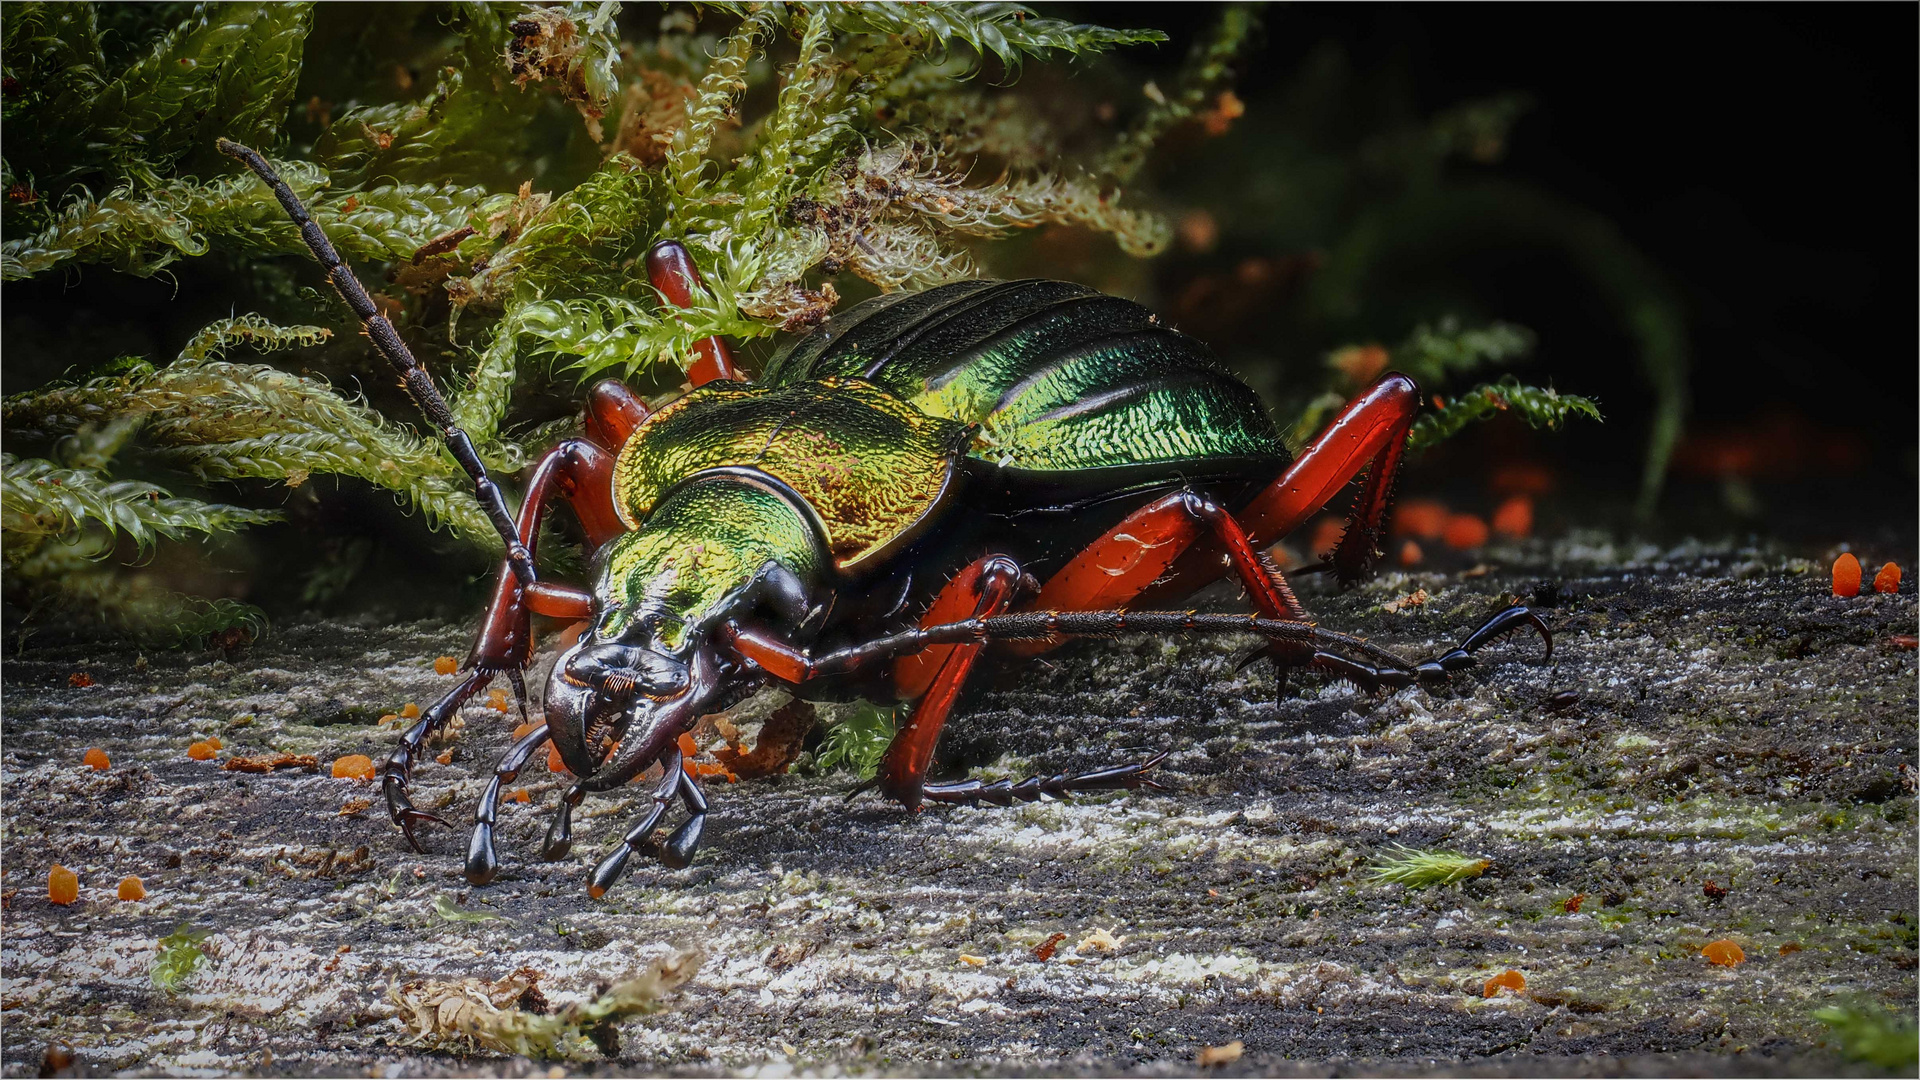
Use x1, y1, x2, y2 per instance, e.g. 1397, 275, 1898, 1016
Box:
220, 140, 1549, 898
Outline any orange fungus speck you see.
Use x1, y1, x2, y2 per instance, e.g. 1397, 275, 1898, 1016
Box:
509, 788, 531, 804
1873, 562, 1900, 594
1482, 970, 1526, 997
206, 736, 221, 751
1832, 553, 1861, 597
1443, 514, 1490, 550
83, 748, 109, 770
400, 703, 421, 719
547, 743, 568, 775
1702, 939, 1745, 967
1489, 462, 1556, 497
487, 688, 510, 713
1491, 496, 1533, 539
187, 741, 216, 761
118, 875, 145, 901
434, 656, 458, 675
1398, 540, 1423, 567
1309, 517, 1345, 557
1393, 499, 1449, 540
48, 865, 78, 905
331, 754, 376, 781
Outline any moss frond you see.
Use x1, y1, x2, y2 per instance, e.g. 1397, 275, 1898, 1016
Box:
1389, 318, 1536, 387
665, 11, 774, 199
1101, 4, 1259, 184
1407, 375, 1602, 452
803, 2, 1167, 72
1368, 845, 1490, 888
1, 163, 490, 281
813, 700, 894, 780
1, 453, 283, 559
4, 318, 499, 545
1814, 1002, 1919, 1069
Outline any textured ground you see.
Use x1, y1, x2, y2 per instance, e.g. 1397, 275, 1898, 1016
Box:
2, 532, 1915, 1077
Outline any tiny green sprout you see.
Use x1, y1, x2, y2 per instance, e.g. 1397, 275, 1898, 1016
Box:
434, 895, 509, 923
1815, 1002, 1920, 1069
813, 701, 895, 780
1369, 844, 1491, 888
151, 923, 212, 993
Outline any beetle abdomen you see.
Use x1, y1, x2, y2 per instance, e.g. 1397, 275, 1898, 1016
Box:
761, 280, 1287, 476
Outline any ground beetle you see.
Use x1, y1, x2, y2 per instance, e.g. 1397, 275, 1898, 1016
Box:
221, 140, 1549, 899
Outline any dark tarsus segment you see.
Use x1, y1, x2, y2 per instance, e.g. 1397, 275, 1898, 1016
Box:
919, 752, 1171, 807
466, 722, 552, 885
382, 667, 492, 851
587, 748, 710, 897
215, 138, 533, 586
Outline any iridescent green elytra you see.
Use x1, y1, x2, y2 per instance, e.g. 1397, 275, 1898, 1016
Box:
599, 279, 1291, 659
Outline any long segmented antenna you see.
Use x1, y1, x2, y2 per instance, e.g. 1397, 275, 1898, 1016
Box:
216, 138, 535, 586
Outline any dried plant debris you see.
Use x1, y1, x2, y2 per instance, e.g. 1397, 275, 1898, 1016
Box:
390, 948, 703, 1059
433, 894, 511, 924
712, 699, 817, 780
1368, 845, 1491, 888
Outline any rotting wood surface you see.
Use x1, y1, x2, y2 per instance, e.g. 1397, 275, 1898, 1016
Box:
3, 536, 1915, 1076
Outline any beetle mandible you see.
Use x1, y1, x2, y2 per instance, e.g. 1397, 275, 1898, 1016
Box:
220, 140, 1549, 898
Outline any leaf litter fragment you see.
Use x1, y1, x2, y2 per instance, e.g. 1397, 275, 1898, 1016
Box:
390, 947, 703, 1058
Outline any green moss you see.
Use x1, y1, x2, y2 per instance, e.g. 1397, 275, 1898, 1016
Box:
150, 923, 212, 993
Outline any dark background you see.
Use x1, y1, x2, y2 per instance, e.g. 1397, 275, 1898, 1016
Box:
1088, 2, 1916, 545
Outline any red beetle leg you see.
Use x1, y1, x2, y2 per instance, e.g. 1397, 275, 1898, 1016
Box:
1128, 373, 1421, 606
723, 624, 814, 684
1014, 491, 1308, 657
468, 439, 621, 673
646, 240, 748, 386
584, 379, 650, 452
893, 553, 1027, 699
876, 555, 1024, 810
1237, 372, 1419, 581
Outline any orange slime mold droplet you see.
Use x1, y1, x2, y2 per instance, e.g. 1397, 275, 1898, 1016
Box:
1491, 496, 1533, 539
331, 754, 375, 781
1701, 939, 1745, 967
1832, 553, 1862, 597
1442, 514, 1490, 550
434, 656, 459, 675
118, 875, 146, 901
83, 748, 110, 771
1309, 517, 1345, 557
48, 865, 78, 905
1398, 540, 1423, 567
1872, 562, 1900, 594
1392, 499, 1449, 540
1482, 970, 1526, 997
187, 741, 216, 761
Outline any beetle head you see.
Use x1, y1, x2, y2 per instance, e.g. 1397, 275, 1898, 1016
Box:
543, 474, 826, 790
